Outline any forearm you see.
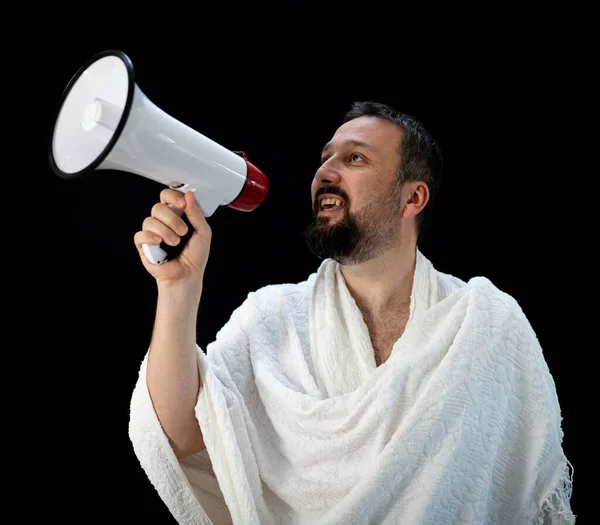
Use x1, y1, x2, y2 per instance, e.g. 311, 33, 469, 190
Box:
146, 285, 205, 457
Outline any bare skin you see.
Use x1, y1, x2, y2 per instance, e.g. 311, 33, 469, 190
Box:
311, 116, 429, 364
134, 189, 212, 458
358, 300, 412, 366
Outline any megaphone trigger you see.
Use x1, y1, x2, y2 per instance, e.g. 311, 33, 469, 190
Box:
142, 201, 195, 265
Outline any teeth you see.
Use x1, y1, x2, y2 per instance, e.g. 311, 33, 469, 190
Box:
321, 198, 343, 207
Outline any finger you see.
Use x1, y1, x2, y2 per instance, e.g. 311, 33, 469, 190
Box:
150, 203, 190, 238
133, 230, 163, 256
134, 232, 163, 264
160, 188, 187, 208
142, 216, 182, 246
181, 191, 211, 238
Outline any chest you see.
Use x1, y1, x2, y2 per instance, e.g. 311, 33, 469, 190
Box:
366, 312, 410, 366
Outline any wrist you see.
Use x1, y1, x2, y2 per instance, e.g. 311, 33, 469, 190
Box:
157, 281, 203, 309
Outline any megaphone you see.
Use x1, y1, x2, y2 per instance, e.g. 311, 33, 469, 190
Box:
48, 49, 269, 265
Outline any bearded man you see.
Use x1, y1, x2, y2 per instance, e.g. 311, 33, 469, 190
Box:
129, 101, 575, 524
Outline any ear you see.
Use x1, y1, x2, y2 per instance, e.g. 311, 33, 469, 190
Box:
402, 182, 430, 219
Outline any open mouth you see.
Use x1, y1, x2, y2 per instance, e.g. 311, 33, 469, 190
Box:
318, 195, 345, 214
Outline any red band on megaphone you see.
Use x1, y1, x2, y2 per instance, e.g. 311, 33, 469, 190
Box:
227, 156, 269, 212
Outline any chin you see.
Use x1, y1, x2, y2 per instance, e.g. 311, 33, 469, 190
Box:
315, 215, 339, 227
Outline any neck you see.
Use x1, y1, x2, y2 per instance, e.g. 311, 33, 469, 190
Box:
339, 242, 417, 318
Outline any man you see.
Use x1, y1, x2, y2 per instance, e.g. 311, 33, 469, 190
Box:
129, 102, 575, 524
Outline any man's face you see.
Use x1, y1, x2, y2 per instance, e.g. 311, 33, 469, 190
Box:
303, 116, 406, 264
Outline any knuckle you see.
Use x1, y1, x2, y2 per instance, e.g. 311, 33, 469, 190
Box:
161, 188, 179, 203
142, 217, 159, 231
151, 202, 164, 216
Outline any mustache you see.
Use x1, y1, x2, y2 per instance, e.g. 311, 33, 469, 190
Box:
313, 186, 350, 212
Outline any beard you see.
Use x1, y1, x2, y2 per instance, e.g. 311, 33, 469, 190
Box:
303, 181, 404, 265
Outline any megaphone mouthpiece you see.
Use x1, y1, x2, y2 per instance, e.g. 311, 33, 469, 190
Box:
226, 151, 270, 212
49, 49, 270, 265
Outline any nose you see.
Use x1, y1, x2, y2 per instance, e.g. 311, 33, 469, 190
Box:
314, 161, 342, 185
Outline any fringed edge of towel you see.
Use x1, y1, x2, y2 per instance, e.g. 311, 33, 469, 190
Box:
537, 459, 576, 525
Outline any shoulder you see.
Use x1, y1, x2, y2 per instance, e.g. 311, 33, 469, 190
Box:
452, 274, 544, 366
225, 266, 320, 325
425, 254, 537, 347
425, 251, 526, 323
245, 260, 328, 307
245, 270, 318, 314
464, 275, 528, 323
445, 272, 532, 342
420, 251, 524, 323
208, 270, 316, 353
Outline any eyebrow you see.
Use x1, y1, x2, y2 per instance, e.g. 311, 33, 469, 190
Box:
321, 139, 376, 155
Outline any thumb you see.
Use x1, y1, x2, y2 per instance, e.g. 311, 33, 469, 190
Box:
182, 191, 210, 234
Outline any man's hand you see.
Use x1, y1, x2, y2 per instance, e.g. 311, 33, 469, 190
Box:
134, 189, 212, 293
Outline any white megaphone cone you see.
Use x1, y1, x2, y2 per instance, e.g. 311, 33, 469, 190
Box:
48, 49, 269, 264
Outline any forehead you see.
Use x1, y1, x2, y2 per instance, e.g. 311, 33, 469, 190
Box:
323, 116, 404, 155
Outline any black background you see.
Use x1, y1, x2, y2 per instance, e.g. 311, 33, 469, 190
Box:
23, 7, 591, 522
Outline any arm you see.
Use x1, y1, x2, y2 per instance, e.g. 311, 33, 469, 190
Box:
133, 188, 213, 460
146, 285, 206, 459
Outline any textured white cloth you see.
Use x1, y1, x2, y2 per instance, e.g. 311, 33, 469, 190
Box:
129, 249, 575, 524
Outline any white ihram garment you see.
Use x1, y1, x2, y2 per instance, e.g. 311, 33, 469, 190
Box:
129, 249, 575, 524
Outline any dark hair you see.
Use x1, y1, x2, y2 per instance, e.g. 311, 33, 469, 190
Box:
342, 101, 443, 237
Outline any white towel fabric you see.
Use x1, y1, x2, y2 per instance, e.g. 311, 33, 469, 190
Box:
129, 249, 575, 524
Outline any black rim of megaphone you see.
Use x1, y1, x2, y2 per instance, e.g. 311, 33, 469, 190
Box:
48, 49, 135, 180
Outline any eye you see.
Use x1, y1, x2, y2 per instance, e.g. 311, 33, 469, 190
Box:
320, 153, 364, 165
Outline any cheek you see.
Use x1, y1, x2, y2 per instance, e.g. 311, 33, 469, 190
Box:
348, 180, 370, 204
350, 186, 381, 211
310, 179, 318, 200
